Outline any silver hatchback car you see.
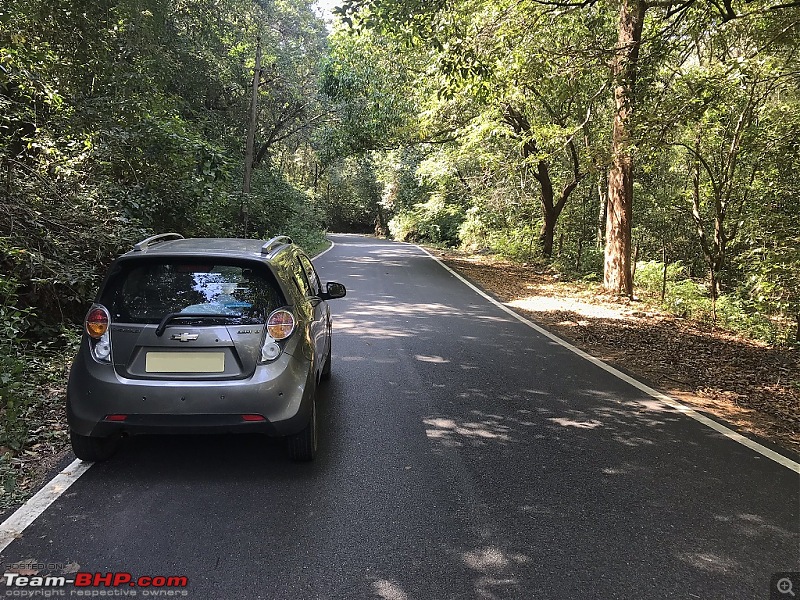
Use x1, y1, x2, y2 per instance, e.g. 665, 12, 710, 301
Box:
67, 234, 345, 462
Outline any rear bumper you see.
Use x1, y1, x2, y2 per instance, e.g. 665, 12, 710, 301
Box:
67, 350, 315, 438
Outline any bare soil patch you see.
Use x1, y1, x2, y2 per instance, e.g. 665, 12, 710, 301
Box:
433, 249, 800, 455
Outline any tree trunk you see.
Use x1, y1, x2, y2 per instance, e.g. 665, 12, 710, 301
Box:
374, 204, 388, 237
540, 217, 556, 257
537, 160, 557, 258
596, 174, 607, 248
243, 36, 262, 196
241, 36, 262, 237
604, 0, 646, 297
710, 268, 718, 324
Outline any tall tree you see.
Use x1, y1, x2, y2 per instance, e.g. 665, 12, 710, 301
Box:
604, 0, 646, 295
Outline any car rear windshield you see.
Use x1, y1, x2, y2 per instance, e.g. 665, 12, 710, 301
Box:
103, 260, 285, 325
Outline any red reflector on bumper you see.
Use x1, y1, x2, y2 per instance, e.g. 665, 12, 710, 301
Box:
105, 414, 128, 422
241, 414, 266, 422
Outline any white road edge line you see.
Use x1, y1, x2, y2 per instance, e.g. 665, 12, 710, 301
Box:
418, 245, 800, 475
313, 238, 335, 260
0, 459, 92, 553
0, 237, 338, 555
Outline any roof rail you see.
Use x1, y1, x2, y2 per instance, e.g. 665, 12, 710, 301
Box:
260, 236, 293, 256
133, 233, 184, 252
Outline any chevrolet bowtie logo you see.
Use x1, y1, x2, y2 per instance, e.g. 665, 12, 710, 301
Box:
171, 333, 199, 342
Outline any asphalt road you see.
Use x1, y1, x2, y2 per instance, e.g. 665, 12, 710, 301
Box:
1, 234, 798, 599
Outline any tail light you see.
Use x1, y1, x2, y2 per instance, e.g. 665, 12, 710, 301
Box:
86, 306, 109, 339
85, 305, 112, 363
267, 309, 295, 340
259, 308, 296, 363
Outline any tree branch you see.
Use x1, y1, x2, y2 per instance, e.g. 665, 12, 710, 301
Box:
673, 142, 720, 201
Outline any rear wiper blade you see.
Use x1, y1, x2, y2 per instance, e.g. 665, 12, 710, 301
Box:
155, 312, 243, 337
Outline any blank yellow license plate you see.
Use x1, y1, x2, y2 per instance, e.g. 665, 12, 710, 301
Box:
145, 352, 225, 373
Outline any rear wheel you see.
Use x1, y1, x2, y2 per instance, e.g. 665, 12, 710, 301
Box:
286, 399, 317, 462
70, 431, 120, 462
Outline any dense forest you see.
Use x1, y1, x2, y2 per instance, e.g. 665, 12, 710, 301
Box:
0, 0, 797, 494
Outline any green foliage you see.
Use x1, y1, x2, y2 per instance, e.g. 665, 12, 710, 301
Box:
0, 328, 77, 507
0, 277, 30, 454
553, 244, 605, 280
388, 196, 465, 245
714, 295, 785, 345
318, 28, 418, 161
318, 155, 384, 232
484, 228, 541, 262
633, 260, 791, 343
458, 207, 492, 251
635, 260, 688, 290
634, 260, 708, 317
0, 276, 75, 504
1, 0, 332, 328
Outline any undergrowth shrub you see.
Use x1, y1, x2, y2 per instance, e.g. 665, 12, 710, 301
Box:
635, 260, 784, 342
483, 228, 540, 261
389, 196, 464, 245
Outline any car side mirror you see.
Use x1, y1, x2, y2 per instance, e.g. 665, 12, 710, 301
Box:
322, 282, 346, 300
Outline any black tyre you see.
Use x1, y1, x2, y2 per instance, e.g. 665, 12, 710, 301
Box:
286, 399, 317, 462
70, 431, 120, 462
320, 339, 332, 381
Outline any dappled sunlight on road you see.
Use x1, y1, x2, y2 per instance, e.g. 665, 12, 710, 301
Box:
423, 415, 512, 446
319, 236, 799, 600
338, 256, 411, 268
547, 417, 603, 429
415, 354, 450, 364
366, 247, 422, 257
334, 316, 415, 338
462, 546, 530, 599
420, 389, 697, 452
339, 355, 400, 365
367, 545, 531, 600
362, 302, 452, 316
463, 545, 530, 571
333, 298, 516, 343
371, 579, 409, 600
712, 512, 798, 540
677, 551, 743, 574
346, 300, 482, 318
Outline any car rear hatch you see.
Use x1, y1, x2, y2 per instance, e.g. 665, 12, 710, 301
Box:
100, 258, 285, 380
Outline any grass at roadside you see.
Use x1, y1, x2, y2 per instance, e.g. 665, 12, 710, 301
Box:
432, 248, 800, 455
308, 238, 333, 258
